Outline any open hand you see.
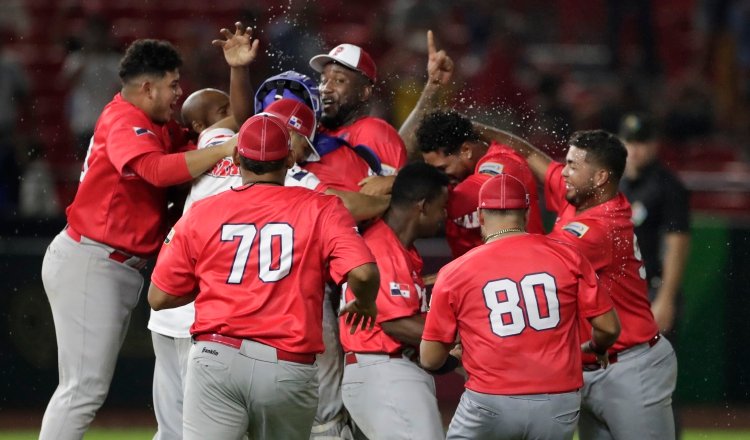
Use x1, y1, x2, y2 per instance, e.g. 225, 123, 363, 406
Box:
339, 298, 377, 334
212, 22, 260, 68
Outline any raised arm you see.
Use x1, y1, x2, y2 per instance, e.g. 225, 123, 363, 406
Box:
210, 21, 260, 131
399, 30, 454, 161
472, 121, 553, 183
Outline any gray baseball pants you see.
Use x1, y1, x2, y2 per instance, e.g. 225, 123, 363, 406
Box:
151, 332, 192, 440
579, 335, 677, 440
39, 231, 144, 440
342, 354, 444, 440
447, 389, 580, 440
183, 339, 319, 440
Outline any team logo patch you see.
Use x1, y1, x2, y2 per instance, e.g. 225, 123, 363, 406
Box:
389, 282, 411, 298
133, 127, 155, 136
164, 228, 176, 244
478, 162, 505, 176
562, 221, 590, 238
288, 115, 302, 130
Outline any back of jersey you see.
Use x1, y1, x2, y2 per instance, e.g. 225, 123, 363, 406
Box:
161, 184, 373, 354
426, 234, 611, 395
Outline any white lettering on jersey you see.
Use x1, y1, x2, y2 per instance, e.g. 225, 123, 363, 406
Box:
453, 211, 480, 229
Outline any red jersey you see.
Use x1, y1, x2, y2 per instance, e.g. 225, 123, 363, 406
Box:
66, 93, 188, 256
446, 142, 544, 257
150, 184, 375, 354
544, 162, 658, 355
302, 147, 373, 192
339, 220, 428, 354
320, 116, 407, 175
422, 234, 613, 395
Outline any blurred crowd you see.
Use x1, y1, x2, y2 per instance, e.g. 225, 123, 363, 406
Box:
1, 0, 748, 219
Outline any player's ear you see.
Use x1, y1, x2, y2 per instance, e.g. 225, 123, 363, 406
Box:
141, 79, 153, 99
478, 208, 485, 226
459, 142, 472, 159
232, 146, 241, 166
593, 168, 610, 188
359, 83, 372, 102
285, 150, 296, 168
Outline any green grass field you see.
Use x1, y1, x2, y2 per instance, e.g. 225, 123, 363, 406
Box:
1, 430, 750, 439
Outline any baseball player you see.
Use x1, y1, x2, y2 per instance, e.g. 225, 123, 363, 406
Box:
148, 113, 380, 440
339, 162, 449, 440
308, 43, 408, 194
496, 128, 678, 439
414, 110, 544, 257
38, 35, 253, 440
307, 44, 410, 438
421, 173, 621, 440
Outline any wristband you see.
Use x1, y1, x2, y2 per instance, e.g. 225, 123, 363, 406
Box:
426, 354, 460, 375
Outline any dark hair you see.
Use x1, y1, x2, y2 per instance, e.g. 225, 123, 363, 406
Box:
119, 39, 182, 82
391, 162, 449, 208
569, 130, 627, 182
416, 110, 480, 155
238, 156, 287, 174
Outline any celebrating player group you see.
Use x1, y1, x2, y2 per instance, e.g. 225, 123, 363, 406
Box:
39, 21, 677, 440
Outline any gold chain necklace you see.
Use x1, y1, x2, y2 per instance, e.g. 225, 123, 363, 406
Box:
483, 227, 524, 243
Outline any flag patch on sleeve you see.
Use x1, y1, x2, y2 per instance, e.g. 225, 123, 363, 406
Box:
478, 162, 504, 176
164, 228, 176, 244
134, 127, 155, 136
562, 221, 590, 238
389, 282, 411, 298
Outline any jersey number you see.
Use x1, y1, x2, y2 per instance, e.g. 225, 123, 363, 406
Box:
221, 223, 293, 284
483, 273, 560, 337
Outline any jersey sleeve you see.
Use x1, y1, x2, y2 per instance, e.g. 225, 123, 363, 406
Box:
421, 270, 458, 344
544, 161, 566, 213
286, 164, 326, 192
549, 220, 612, 272
150, 214, 199, 296
374, 253, 423, 323
359, 120, 407, 174
321, 197, 376, 284
198, 128, 236, 149
107, 113, 166, 173
573, 248, 615, 318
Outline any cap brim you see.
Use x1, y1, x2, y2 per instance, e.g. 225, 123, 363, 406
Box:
305, 136, 321, 162
309, 54, 360, 75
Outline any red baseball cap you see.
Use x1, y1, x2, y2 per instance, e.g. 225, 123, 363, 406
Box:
237, 114, 291, 161
263, 98, 316, 140
479, 174, 530, 209
309, 43, 377, 83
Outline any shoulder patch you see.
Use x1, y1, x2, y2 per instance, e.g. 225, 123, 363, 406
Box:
562, 221, 590, 238
389, 282, 411, 298
478, 162, 504, 176
133, 127, 155, 136
164, 227, 176, 244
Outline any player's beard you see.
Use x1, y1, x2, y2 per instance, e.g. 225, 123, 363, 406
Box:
320, 101, 363, 130
565, 183, 595, 208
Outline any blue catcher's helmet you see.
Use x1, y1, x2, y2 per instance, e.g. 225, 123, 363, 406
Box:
254, 71, 321, 138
